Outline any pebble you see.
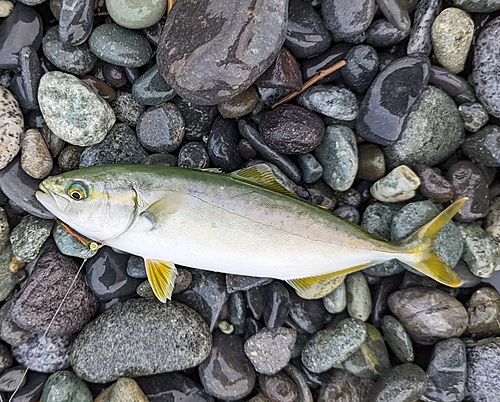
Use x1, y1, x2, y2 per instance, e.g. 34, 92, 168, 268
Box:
173, 98, 218, 141
110, 90, 146, 126
255, 47, 302, 92
449, 0, 500, 11
407, 0, 441, 55
413, 164, 454, 204
381, 315, 414, 362
388, 287, 468, 345
314, 125, 357, 191
244, 327, 296, 375
458, 102, 489, 132
462, 125, 500, 167
226, 275, 272, 293
289, 292, 326, 334
262, 281, 290, 330
0, 2, 42, 69
345, 272, 371, 321
38, 71, 115, 146
446, 161, 489, 222
316, 367, 375, 401
370, 165, 420, 203
459, 222, 500, 278
18, 45, 41, 110
79, 123, 149, 168
357, 144, 385, 181
321, 0, 375, 40
486, 197, 500, 241
53, 222, 96, 258
0, 366, 25, 392
9, 215, 52, 262
0, 208, 8, 253
377, 0, 411, 30
178, 142, 210, 169
89, 23, 152, 68
341, 45, 380, 95
10, 371, 48, 402
259, 372, 297, 402
94, 377, 148, 402
71, 299, 211, 382
356, 55, 430, 146
101, 62, 127, 88
297, 85, 358, 121
206, 117, 245, 171
132, 64, 176, 106
466, 340, 500, 401
157, 0, 287, 105
301, 318, 367, 373
42, 26, 96, 75
40, 370, 93, 402
136, 103, 184, 153
106, 0, 167, 29
431, 8, 474, 74
217, 86, 260, 119
383, 86, 465, 169
0, 300, 31, 346
323, 280, 346, 314
20, 128, 53, 179
428, 65, 469, 97
0, 87, 23, 170
0, 0, 13, 18
297, 153, 323, 184
285, 0, 331, 59
80, 75, 117, 102
58, 0, 94, 46
12, 333, 74, 373
199, 330, 256, 401
472, 16, 500, 118
365, 18, 411, 48
372, 363, 427, 402
467, 287, 500, 340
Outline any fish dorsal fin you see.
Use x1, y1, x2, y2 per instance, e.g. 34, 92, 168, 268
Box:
145, 259, 178, 302
229, 165, 296, 198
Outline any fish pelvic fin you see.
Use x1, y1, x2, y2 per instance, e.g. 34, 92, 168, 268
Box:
396, 197, 468, 287
145, 259, 178, 302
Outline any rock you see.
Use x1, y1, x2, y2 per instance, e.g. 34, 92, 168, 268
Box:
255, 47, 302, 92
466, 340, 500, 402
94, 378, 148, 402
10, 371, 48, 402
207, 117, 245, 171
217, 86, 260, 119
111, 90, 146, 126
0, 366, 26, 392
172, 97, 218, 141
71, 299, 211, 383
321, 0, 375, 40
462, 125, 500, 167
297, 85, 358, 121
428, 65, 469, 97
345, 272, 371, 322
372, 363, 427, 402
365, 18, 411, 47
17, 44, 41, 110
381, 315, 414, 362
0, 87, 23, 169
407, 0, 441, 55
157, 0, 288, 105
297, 153, 323, 184
289, 292, 326, 334
458, 102, 489, 132
0, 208, 8, 253
58, 0, 94, 46
259, 372, 297, 402
20, 128, 53, 179
0, 300, 30, 346
341, 45, 379, 95
486, 197, 500, 241
377, 0, 411, 30
431, 8, 473, 74
38, 71, 115, 147
244, 327, 296, 375
9, 215, 52, 262
323, 280, 346, 314
178, 142, 210, 169
448, 0, 500, 11
357, 144, 385, 181
458, 222, 499, 278
89, 23, 152, 67
317, 368, 375, 402
40, 370, 93, 402
466, 287, 500, 339
370, 166, 420, 203
106, 0, 167, 29
388, 287, 468, 345
132, 64, 176, 106
0, 0, 13, 17
413, 164, 454, 204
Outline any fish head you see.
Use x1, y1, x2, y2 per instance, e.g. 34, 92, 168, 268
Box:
36, 168, 140, 243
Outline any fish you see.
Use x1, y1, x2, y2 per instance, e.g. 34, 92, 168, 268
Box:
35, 163, 467, 302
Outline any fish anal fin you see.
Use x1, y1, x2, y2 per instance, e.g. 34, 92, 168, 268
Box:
145, 259, 178, 302
287, 263, 373, 299
230, 165, 296, 198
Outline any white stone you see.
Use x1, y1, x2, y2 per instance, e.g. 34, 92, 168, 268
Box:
370, 165, 420, 203
0, 87, 23, 169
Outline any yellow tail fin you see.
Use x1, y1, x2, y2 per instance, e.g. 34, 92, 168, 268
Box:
397, 198, 468, 287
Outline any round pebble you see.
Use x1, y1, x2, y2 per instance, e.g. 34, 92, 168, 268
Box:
218, 86, 260, 118
297, 153, 323, 184
297, 85, 358, 120
106, 0, 167, 29
381, 315, 414, 362
0, 87, 23, 169
323, 280, 346, 314
345, 272, 371, 321
372, 363, 427, 402
413, 164, 454, 204
9, 215, 52, 262
178, 142, 210, 169
357, 144, 385, 181
370, 165, 420, 203
40, 370, 93, 402
466, 341, 500, 401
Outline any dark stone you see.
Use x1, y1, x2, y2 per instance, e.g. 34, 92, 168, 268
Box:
285, 0, 331, 59
462, 126, 500, 167
198, 331, 256, 401
246, 286, 265, 320
372, 363, 427, 402
18, 45, 41, 110
414, 164, 454, 204
228, 292, 247, 335
226, 274, 272, 293
365, 19, 411, 48
333, 206, 360, 224
466, 287, 500, 339
178, 142, 210, 169
407, 0, 441, 55
321, 0, 375, 40
355, 55, 430, 146
466, 341, 500, 402
132, 64, 176, 106
255, 47, 302, 92
238, 139, 258, 160
428, 65, 468, 97
377, 0, 411, 30
262, 282, 290, 329
9, 371, 48, 402
157, 0, 288, 105
317, 369, 375, 402
259, 372, 297, 402
59, 0, 94, 45
300, 43, 352, 83
102, 61, 127, 88
289, 292, 326, 334
172, 97, 219, 141
341, 45, 379, 95
80, 75, 117, 102
207, 117, 245, 171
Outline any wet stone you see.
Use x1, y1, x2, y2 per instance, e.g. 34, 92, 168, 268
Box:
172, 97, 218, 141
462, 125, 500, 167
383, 86, 465, 169
370, 165, 420, 203
80, 75, 117, 102
381, 315, 414, 363
365, 18, 411, 48
323, 280, 346, 314
301, 318, 367, 373
199, 330, 256, 401
178, 142, 210, 169
106, 0, 167, 29
297, 85, 358, 121
297, 153, 323, 184
218, 86, 259, 119
446, 161, 489, 222
458, 102, 489, 133
321, 0, 375, 40
372, 363, 427, 402
377, 0, 411, 30
285, 0, 331, 59
137, 103, 184, 153
42, 26, 96, 75
111, 90, 146, 126
0, 366, 25, 392
9, 215, 52, 262
431, 8, 474, 74
357, 144, 385, 181
388, 287, 468, 345
428, 65, 468, 98
238, 139, 258, 160
38, 71, 115, 147
317, 369, 375, 402
260, 105, 324, 154
407, 0, 441, 55
101, 62, 127, 88
18, 45, 41, 110
0, 300, 31, 346
466, 341, 500, 402
157, 0, 288, 105
226, 275, 272, 293
289, 292, 326, 334
0, 87, 23, 170
356, 55, 430, 146
20, 128, 53, 179
72, 299, 211, 383
346, 272, 371, 322
244, 327, 296, 375
207, 117, 245, 171
11, 250, 98, 335
79, 123, 149, 168
228, 292, 246, 335
314, 125, 357, 192
0, 340, 12, 376
341, 45, 379, 95
58, 0, 94, 46
467, 287, 500, 340
259, 372, 297, 402
414, 164, 454, 204
262, 281, 291, 330
40, 370, 93, 402
89, 23, 152, 68
132, 64, 176, 106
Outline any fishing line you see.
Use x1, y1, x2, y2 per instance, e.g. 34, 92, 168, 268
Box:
8, 257, 88, 402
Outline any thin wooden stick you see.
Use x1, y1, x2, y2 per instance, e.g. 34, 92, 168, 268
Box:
167, 0, 175, 12
271, 60, 347, 109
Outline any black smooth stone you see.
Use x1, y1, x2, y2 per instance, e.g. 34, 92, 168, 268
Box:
226, 275, 272, 293
25, 110, 45, 129
321, 0, 375, 40
10, 371, 48, 402
341, 45, 379, 95
102, 61, 128, 88
370, 274, 404, 328
59, 0, 94, 45
355, 55, 430, 145
85, 247, 142, 300
376, 0, 411, 30
289, 292, 326, 334
238, 139, 258, 160
124, 67, 141, 84
172, 97, 218, 141
262, 282, 290, 329
300, 43, 352, 83
207, 117, 245, 172
285, 0, 331, 59
141, 20, 165, 47
198, 331, 256, 401
428, 65, 468, 97
365, 19, 411, 47
462, 125, 500, 167
132, 64, 176, 106
245, 317, 264, 338
8, 74, 31, 112
228, 292, 247, 335
255, 47, 302, 92
18, 45, 41, 110
178, 142, 210, 169
246, 286, 265, 320
0, 3, 43, 69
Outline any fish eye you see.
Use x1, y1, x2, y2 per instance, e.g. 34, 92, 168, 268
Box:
67, 182, 88, 201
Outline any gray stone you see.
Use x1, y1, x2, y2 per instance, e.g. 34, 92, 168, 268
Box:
40, 370, 93, 402
20, 128, 53, 179
317, 369, 375, 402
466, 341, 500, 402
449, 0, 500, 11
0, 244, 14, 302
407, 0, 441, 55
485, 197, 500, 241
9, 215, 53, 262
0, 300, 31, 346
321, 0, 375, 40
345, 272, 371, 322
297, 153, 323, 184
381, 315, 414, 362
370, 166, 420, 203
0, 86, 23, 169
111, 90, 146, 126
53, 222, 98, 259
94, 378, 148, 402
458, 102, 489, 133
323, 280, 346, 314
462, 125, 500, 167
297, 85, 358, 120
0, 207, 8, 253
132, 64, 176, 106
466, 287, 500, 339
71, 299, 211, 383
106, 0, 167, 29
372, 363, 427, 402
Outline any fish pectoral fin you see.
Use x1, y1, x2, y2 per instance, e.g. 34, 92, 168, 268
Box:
145, 259, 178, 302
229, 165, 297, 198
144, 192, 186, 220
287, 263, 374, 299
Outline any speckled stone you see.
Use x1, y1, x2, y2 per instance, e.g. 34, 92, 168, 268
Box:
20, 128, 53, 179
0, 86, 23, 169
297, 85, 358, 120
0, 299, 30, 346
466, 287, 500, 339
0, 208, 8, 252
462, 125, 500, 167
38, 71, 115, 146
111, 90, 146, 126
178, 142, 210, 169
218, 86, 260, 119
449, 0, 500, 11
42, 26, 96, 75
314, 125, 357, 192
95, 377, 148, 402
173, 97, 218, 141
58, 144, 84, 172
413, 164, 454, 204
323, 280, 346, 314
381, 315, 414, 362
132, 64, 176, 106
71, 299, 211, 383
53, 223, 96, 259
370, 165, 420, 203
317, 369, 375, 402
485, 197, 500, 241
458, 102, 489, 132
345, 272, 371, 322
372, 363, 427, 402
0, 244, 15, 302
431, 8, 473, 74
458, 223, 499, 279
106, 0, 167, 29
40, 370, 93, 402
157, 0, 288, 105
9, 215, 52, 262
407, 0, 441, 55
466, 340, 500, 401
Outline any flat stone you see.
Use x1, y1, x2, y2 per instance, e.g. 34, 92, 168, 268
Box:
0, 87, 23, 170
381, 315, 414, 362
372, 363, 427, 402
106, 0, 167, 29
9, 215, 53, 262
58, 0, 94, 46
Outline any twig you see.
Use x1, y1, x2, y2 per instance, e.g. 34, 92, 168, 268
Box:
168, 0, 175, 12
